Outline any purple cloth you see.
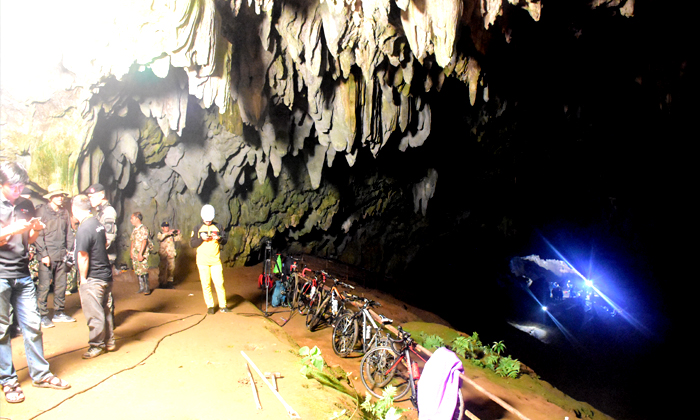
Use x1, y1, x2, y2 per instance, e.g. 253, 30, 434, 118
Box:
418, 347, 464, 420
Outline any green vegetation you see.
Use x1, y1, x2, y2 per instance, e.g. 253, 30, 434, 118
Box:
360, 386, 406, 420
404, 323, 520, 379
298, 346, 407, 420
299, 345, 325, 377
418, 332, 445, 350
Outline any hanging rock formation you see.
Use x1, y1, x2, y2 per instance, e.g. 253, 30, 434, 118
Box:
2, 0, 648, 271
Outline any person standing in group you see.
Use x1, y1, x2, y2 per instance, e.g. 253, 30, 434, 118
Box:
71, 194, 115, 359
157, 221, 180, 290
129, 212, 151, 295
85, 184, 117, 268
85, 183, 117, 317
189, 205, 230, 314
1, 161, 71, 404
35, 184, 75, 328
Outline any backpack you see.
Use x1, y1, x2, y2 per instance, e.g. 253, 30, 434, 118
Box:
271, 280, 286, 307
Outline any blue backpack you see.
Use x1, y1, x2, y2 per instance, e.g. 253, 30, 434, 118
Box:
271, 280, 286, 307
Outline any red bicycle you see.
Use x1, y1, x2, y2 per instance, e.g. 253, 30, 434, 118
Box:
360, 326, 464, 419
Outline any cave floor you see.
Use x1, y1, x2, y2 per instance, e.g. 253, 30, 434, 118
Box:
3, 259, 575, 420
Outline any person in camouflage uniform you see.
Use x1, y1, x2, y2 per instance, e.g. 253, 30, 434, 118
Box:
157, 221, 180, 289
129, 212, 151, 295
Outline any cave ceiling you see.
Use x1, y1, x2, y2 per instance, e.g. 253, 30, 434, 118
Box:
1, 0, 690, 272
2, 0, 550, 190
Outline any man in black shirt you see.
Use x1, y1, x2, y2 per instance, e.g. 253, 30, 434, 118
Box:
1, 161, 71, 404
72, 194, 115, 359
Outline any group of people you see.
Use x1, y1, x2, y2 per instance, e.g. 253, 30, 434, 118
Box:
1, 160, 233, 404
128, 212, 182, 295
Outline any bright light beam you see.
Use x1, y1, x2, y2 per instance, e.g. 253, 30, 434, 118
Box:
588, 283, 652, 337
523, 285, 583, 351
540, 234, 653, 337
540, 235, 589, 283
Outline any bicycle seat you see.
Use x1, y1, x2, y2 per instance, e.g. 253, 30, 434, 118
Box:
378, 314, 393, 325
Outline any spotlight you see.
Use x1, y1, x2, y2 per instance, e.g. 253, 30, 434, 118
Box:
585, 279, 593, 288
542, 306, 548, 312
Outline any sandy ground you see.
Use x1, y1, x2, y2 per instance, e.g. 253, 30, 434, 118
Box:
2, 258, 581, 420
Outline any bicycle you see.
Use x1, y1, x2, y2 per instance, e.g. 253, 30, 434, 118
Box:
293, 267, 325, 315
306, 277, 355, 332
360, 326, 464, 420
304, 270, 336, 329
331, 296, 393, 357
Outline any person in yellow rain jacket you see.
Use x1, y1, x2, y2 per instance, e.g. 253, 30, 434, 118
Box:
189, 205, 230, 314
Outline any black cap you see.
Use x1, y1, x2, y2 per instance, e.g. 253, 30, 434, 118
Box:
161, 221, 169, 227
85, 183, 105, 195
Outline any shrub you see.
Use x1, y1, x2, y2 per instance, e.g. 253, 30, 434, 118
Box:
450, 336, 470, 358
491, 340, 506, 355
360, 385, 406, 420
299, 345, 324, 376
495, 356, 521, 378
419, 332, 445, 350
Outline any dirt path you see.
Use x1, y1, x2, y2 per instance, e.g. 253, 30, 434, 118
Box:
2, 259, 598, 420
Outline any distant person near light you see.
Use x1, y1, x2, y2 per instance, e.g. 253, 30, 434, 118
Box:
157, 221, 180, 289
130, 212, 151, 295
1, 161, 71, 404
35, 184, 76, 328
190, 205, 230, 314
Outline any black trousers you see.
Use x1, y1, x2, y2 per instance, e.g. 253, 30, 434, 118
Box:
37, 259, 67, 317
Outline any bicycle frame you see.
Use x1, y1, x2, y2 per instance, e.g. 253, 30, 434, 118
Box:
356, 302, 390, 354
385, 340, 426, 407
294, 269, 322, 311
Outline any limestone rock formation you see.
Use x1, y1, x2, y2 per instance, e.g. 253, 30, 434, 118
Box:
1, 0, 648, 270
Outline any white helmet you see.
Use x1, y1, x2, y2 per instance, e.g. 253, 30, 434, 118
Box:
201, 204, 215, 222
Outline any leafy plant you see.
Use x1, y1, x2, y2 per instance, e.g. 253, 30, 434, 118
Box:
299, 345, 324, 377
419, 332, 445, 350
495, 356, 521, 378
470, 332, 481, 347
450, 336, 470, 358
484, 354, 500, 370
461, 332, 484, 358
360, 385, 406, 420
491, 340, 506, 355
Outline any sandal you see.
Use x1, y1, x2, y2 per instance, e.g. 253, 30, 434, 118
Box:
2, 382, 25, 403
32, 374, 71, 390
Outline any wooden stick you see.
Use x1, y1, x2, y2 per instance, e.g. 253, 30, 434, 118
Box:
246, 363, 262, 410
241, 351, 301, 419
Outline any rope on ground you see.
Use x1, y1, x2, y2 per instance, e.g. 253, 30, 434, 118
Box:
27, 313, 209, 420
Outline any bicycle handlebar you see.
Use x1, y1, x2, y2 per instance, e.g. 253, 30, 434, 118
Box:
388, 325, 413, 346
335, 280, 355, 289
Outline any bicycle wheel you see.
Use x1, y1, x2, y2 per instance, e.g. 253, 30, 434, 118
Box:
287, 277, 298, 310
308, 293, 332, 331
332, 312, 358, 357
360, 346, 411, 400
305, 291, 324, 329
